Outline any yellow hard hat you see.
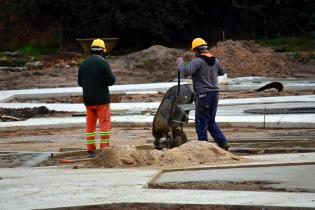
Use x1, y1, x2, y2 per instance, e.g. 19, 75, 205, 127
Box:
91, 39, 107, 52
191, 38, 207, 51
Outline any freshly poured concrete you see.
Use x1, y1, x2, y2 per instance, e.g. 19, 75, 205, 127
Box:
1, 153, 315, 209
154, 165, 315, 192
1, 94, 315, 110
0, 82, 188, 102
2, 112, 315, 131
0, 78, 315, 103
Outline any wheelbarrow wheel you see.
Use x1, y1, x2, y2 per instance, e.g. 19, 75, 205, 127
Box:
171, 128, 188, 148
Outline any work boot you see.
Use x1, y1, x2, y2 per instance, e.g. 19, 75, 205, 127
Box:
100, 142, 110, 149
87, 151, 96, 158
220, 143, 229, 151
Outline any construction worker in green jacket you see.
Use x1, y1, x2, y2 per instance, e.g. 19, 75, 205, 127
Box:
78, 39, 116, 158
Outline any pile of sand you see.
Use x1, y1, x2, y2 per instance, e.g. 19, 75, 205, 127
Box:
210, 40, 313, 78
89, 141, 242, 168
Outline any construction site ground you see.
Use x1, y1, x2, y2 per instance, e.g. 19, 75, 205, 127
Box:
1, 41, 315, 209
1, 127, 315, 154
1, 81, 315, 209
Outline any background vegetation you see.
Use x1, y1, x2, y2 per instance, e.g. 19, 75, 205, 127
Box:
0, 0, 314, 52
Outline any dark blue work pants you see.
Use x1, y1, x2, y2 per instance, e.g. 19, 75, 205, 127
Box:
195, 91, 228, 147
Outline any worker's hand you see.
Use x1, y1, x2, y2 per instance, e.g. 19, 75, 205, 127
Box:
176, 57, 184, 64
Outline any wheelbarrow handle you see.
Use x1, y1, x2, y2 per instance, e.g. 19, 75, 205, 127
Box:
177, 69, 180, 97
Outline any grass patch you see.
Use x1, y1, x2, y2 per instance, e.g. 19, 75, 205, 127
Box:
257, 36, 315, 52
16, 45, 59, 57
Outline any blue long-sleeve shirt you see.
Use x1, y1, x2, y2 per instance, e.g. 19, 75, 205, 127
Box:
178, 53, 225, 95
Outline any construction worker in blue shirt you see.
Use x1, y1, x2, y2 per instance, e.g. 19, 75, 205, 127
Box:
176, 38, 229, 150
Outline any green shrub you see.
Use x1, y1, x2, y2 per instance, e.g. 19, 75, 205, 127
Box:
257, 37, 315, 52
16, 45, 58, 56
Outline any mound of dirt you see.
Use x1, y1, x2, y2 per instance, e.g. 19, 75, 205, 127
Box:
210, 40, 315, 78
1, 41, 313, 90
112, 41, 314, 84
89, 141, 242, 168
111, 45, 188, 84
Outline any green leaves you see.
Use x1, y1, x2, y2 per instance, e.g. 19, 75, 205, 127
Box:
1, 0, 315, 51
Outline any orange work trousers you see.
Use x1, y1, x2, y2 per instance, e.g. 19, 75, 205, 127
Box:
85, 104, 111, 152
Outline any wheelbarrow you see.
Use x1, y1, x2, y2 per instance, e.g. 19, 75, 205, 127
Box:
152, 71, 194, 150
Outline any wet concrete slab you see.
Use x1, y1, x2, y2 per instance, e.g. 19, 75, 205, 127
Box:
1, 167, 315, 209
154, 165, 315, 192
0, 151, 51, 167
246, 152, 315, 164
0, 82, 188, 102
0, 94, 315, 111
1, 76, 314, 101
0, 153, 315, 209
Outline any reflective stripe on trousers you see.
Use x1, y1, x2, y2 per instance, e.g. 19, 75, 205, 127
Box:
85, 104, 111, 152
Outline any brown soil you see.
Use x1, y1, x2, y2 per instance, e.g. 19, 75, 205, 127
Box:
110, 45, 189, 84
121, 93, 164, 102
10, 93, 165, 104
88, 141, 242, 168
210, 40, 315, 78
149, 181, 311, 193
0, 127, 153, 153
74, 203, 295, 210
1, 40, 313, 90
0, 67, 79, 90
112, 42, 315, 84
1, 127, 314, 152
10, 95, 84, 104
0, 106, 67, 121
